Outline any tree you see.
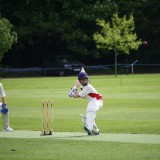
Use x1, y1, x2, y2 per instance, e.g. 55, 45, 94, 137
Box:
0, 16, 17, 61
93, 13, 142, 76
0, 0, 116, 67
1, 1, 159, 67
112, 0, 160, 64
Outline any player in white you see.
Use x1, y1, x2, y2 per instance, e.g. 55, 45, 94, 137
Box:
0, 83, 14, 131
69, 72, 103, 135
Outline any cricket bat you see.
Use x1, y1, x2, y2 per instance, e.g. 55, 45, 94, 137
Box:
68, 67, 86, 97
72, 67, 85, 90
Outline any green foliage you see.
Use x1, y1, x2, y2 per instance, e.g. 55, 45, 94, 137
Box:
93, 13, 142, 76
0, 0, 160, 66
93, 13, 142, 55
57, 0, 115, 55
0, 17, 17, 60
0, 0, 116, 58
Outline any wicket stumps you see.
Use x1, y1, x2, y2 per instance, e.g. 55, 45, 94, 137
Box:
41, 100, 53, 136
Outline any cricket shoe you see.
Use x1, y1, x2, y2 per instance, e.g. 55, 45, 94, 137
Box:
83, 126, 93, 135
92, 130, 99, 135
93, 124, 100, 135
4, 126, 14, 131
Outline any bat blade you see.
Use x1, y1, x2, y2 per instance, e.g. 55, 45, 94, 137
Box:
72, 67, 86, 89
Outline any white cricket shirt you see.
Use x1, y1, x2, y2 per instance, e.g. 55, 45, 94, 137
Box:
79, 83, 103, 111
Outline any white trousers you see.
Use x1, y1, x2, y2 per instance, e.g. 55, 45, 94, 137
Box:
0, 105, 9, 129
86, 110, 96, 131
1, 113, 9, 129
85, 99, 103, 131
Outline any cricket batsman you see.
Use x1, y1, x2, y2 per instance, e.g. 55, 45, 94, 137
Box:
0, 83, 14, 131
68, 69, 103, 135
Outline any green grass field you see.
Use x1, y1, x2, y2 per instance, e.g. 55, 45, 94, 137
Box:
0, 74, 160, 160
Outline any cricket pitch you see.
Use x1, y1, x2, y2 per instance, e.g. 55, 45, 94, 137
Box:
0, 130, 160, 144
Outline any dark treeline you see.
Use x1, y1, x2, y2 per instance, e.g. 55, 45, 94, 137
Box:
0, 0, 159, 67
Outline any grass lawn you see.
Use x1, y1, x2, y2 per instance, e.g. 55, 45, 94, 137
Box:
0, 74, 160, 160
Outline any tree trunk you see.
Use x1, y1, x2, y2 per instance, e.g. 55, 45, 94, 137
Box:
114, 49, 117, 77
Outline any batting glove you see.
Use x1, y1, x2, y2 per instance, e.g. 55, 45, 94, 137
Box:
72, 88, 78, 94
68, 89, 75, 97
1, 103, 8, 114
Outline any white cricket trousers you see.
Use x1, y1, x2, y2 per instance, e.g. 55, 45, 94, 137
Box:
85, 99, 103, 131
86, 110, 96, 131
1, 113, 9, 129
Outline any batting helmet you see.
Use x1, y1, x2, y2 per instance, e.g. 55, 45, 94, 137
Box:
78, 72, 88, 80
